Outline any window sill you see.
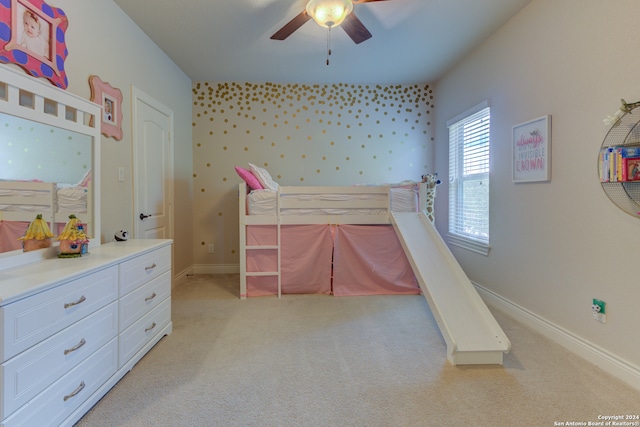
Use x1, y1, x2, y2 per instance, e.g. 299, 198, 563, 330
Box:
447, 233, 491, 256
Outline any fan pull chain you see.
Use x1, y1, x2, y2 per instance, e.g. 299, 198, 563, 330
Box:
326, 27, 332, 66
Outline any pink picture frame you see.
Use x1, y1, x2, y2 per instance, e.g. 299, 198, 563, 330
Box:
0, 0, 69, 89
89, 75, 123, 140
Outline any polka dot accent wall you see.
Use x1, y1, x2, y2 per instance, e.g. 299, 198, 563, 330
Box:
191, 81, 434, 266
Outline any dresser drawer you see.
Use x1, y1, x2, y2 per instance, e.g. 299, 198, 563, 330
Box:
119, 297, 171, 368
119, 245, 171, 296
119, 271, 171, 333
0, 302, 117, 420
0, 266, 118, 361
1, 339, 118, 427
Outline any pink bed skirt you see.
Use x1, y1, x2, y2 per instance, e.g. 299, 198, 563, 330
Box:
0, 220, 28, 252
0, 221, 69, 253
246, 224, 419, 297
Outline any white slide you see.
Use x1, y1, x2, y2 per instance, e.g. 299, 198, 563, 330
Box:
391, 212, 511, 365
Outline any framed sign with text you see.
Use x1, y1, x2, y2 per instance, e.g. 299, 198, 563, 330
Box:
513, 115, 551, 183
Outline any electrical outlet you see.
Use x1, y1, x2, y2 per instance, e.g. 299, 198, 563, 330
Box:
592, 298, 606, 323
208, 243, 214, 253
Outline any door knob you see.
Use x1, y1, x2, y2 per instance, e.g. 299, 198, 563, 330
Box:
140, 213, 152, 220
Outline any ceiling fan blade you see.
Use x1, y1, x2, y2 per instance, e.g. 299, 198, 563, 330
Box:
270, 10, 312, 40
341, 12, 372, 44
352, 0, 389, 4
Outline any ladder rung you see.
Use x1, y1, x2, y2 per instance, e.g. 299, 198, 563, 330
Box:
246, 271, 279, 277
246, 245, 279, 250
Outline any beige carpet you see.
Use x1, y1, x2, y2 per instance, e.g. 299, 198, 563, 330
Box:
76, 274, 640, 427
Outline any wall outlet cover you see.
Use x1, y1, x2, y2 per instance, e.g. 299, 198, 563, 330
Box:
592, 298, 606, 314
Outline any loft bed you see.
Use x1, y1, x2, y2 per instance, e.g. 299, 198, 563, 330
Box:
237, 164, 439, 299
0, 180, 91, 252
237, 166, 512, 366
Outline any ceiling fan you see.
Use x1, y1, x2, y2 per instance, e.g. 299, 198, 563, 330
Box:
270, 0, 389, 45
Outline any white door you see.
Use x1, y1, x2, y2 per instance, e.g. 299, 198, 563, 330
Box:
132, 87, 174, 240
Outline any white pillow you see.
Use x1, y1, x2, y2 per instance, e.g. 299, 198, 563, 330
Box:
248, 163, 279, 191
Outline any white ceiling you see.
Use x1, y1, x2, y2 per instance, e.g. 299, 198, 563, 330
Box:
113, 0, 531, 84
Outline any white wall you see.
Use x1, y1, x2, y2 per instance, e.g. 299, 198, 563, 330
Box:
434, 0, 640, 387
30, 0, 194, 277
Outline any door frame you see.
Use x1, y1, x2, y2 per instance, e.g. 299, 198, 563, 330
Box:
131, 86, 174, 240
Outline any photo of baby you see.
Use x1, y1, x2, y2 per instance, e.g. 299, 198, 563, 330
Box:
17, 3, 50, 59
103, 96, 115, 124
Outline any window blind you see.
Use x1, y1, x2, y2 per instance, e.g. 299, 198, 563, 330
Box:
448, 106, 490, 245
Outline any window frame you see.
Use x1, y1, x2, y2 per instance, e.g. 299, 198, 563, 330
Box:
446, 100, 491, 256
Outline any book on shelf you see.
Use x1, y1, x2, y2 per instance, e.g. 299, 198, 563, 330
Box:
599, 147, 610, 182
599, 146, 640, 182
626, 157, 640, 181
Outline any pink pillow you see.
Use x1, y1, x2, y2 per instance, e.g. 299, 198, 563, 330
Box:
235, 166, 263, 190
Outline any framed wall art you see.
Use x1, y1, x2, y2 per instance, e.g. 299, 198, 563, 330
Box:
0, 0, 69, 89
512, 115, 552, 183
89, 75, 123, 140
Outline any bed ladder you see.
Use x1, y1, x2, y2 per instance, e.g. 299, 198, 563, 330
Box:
239, 182, 281, 299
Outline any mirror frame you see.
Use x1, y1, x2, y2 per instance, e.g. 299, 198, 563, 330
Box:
0, 65, 101, 270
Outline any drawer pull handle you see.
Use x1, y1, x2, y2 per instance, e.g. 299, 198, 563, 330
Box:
64, 295, 86, 309
64, 338, 87, 355
145, 292, 157, 302
63, 381, 85, 402
145, 263, 157, 271
145, 322, 157, 333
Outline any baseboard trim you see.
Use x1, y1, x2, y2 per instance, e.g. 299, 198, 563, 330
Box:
474, 282, 640, 392
173, 265, 193, 288
193, 263, 239, 275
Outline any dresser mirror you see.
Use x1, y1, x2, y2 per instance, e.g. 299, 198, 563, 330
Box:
0, 66, 101, 269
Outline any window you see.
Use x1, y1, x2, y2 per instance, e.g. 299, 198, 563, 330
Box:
447, 101, 491, 255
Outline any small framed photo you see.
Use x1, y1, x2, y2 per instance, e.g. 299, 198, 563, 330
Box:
512, 115, 552, 183
0, 0, 69, 89
89, 75, 123, 140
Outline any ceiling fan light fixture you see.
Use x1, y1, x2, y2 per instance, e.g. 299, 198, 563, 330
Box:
306, 0, 353, 28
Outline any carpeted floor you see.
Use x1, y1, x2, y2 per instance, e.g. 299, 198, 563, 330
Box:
75, 274, 640, 427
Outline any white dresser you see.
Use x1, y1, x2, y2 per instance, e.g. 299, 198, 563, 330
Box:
0, 239, 172, 427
